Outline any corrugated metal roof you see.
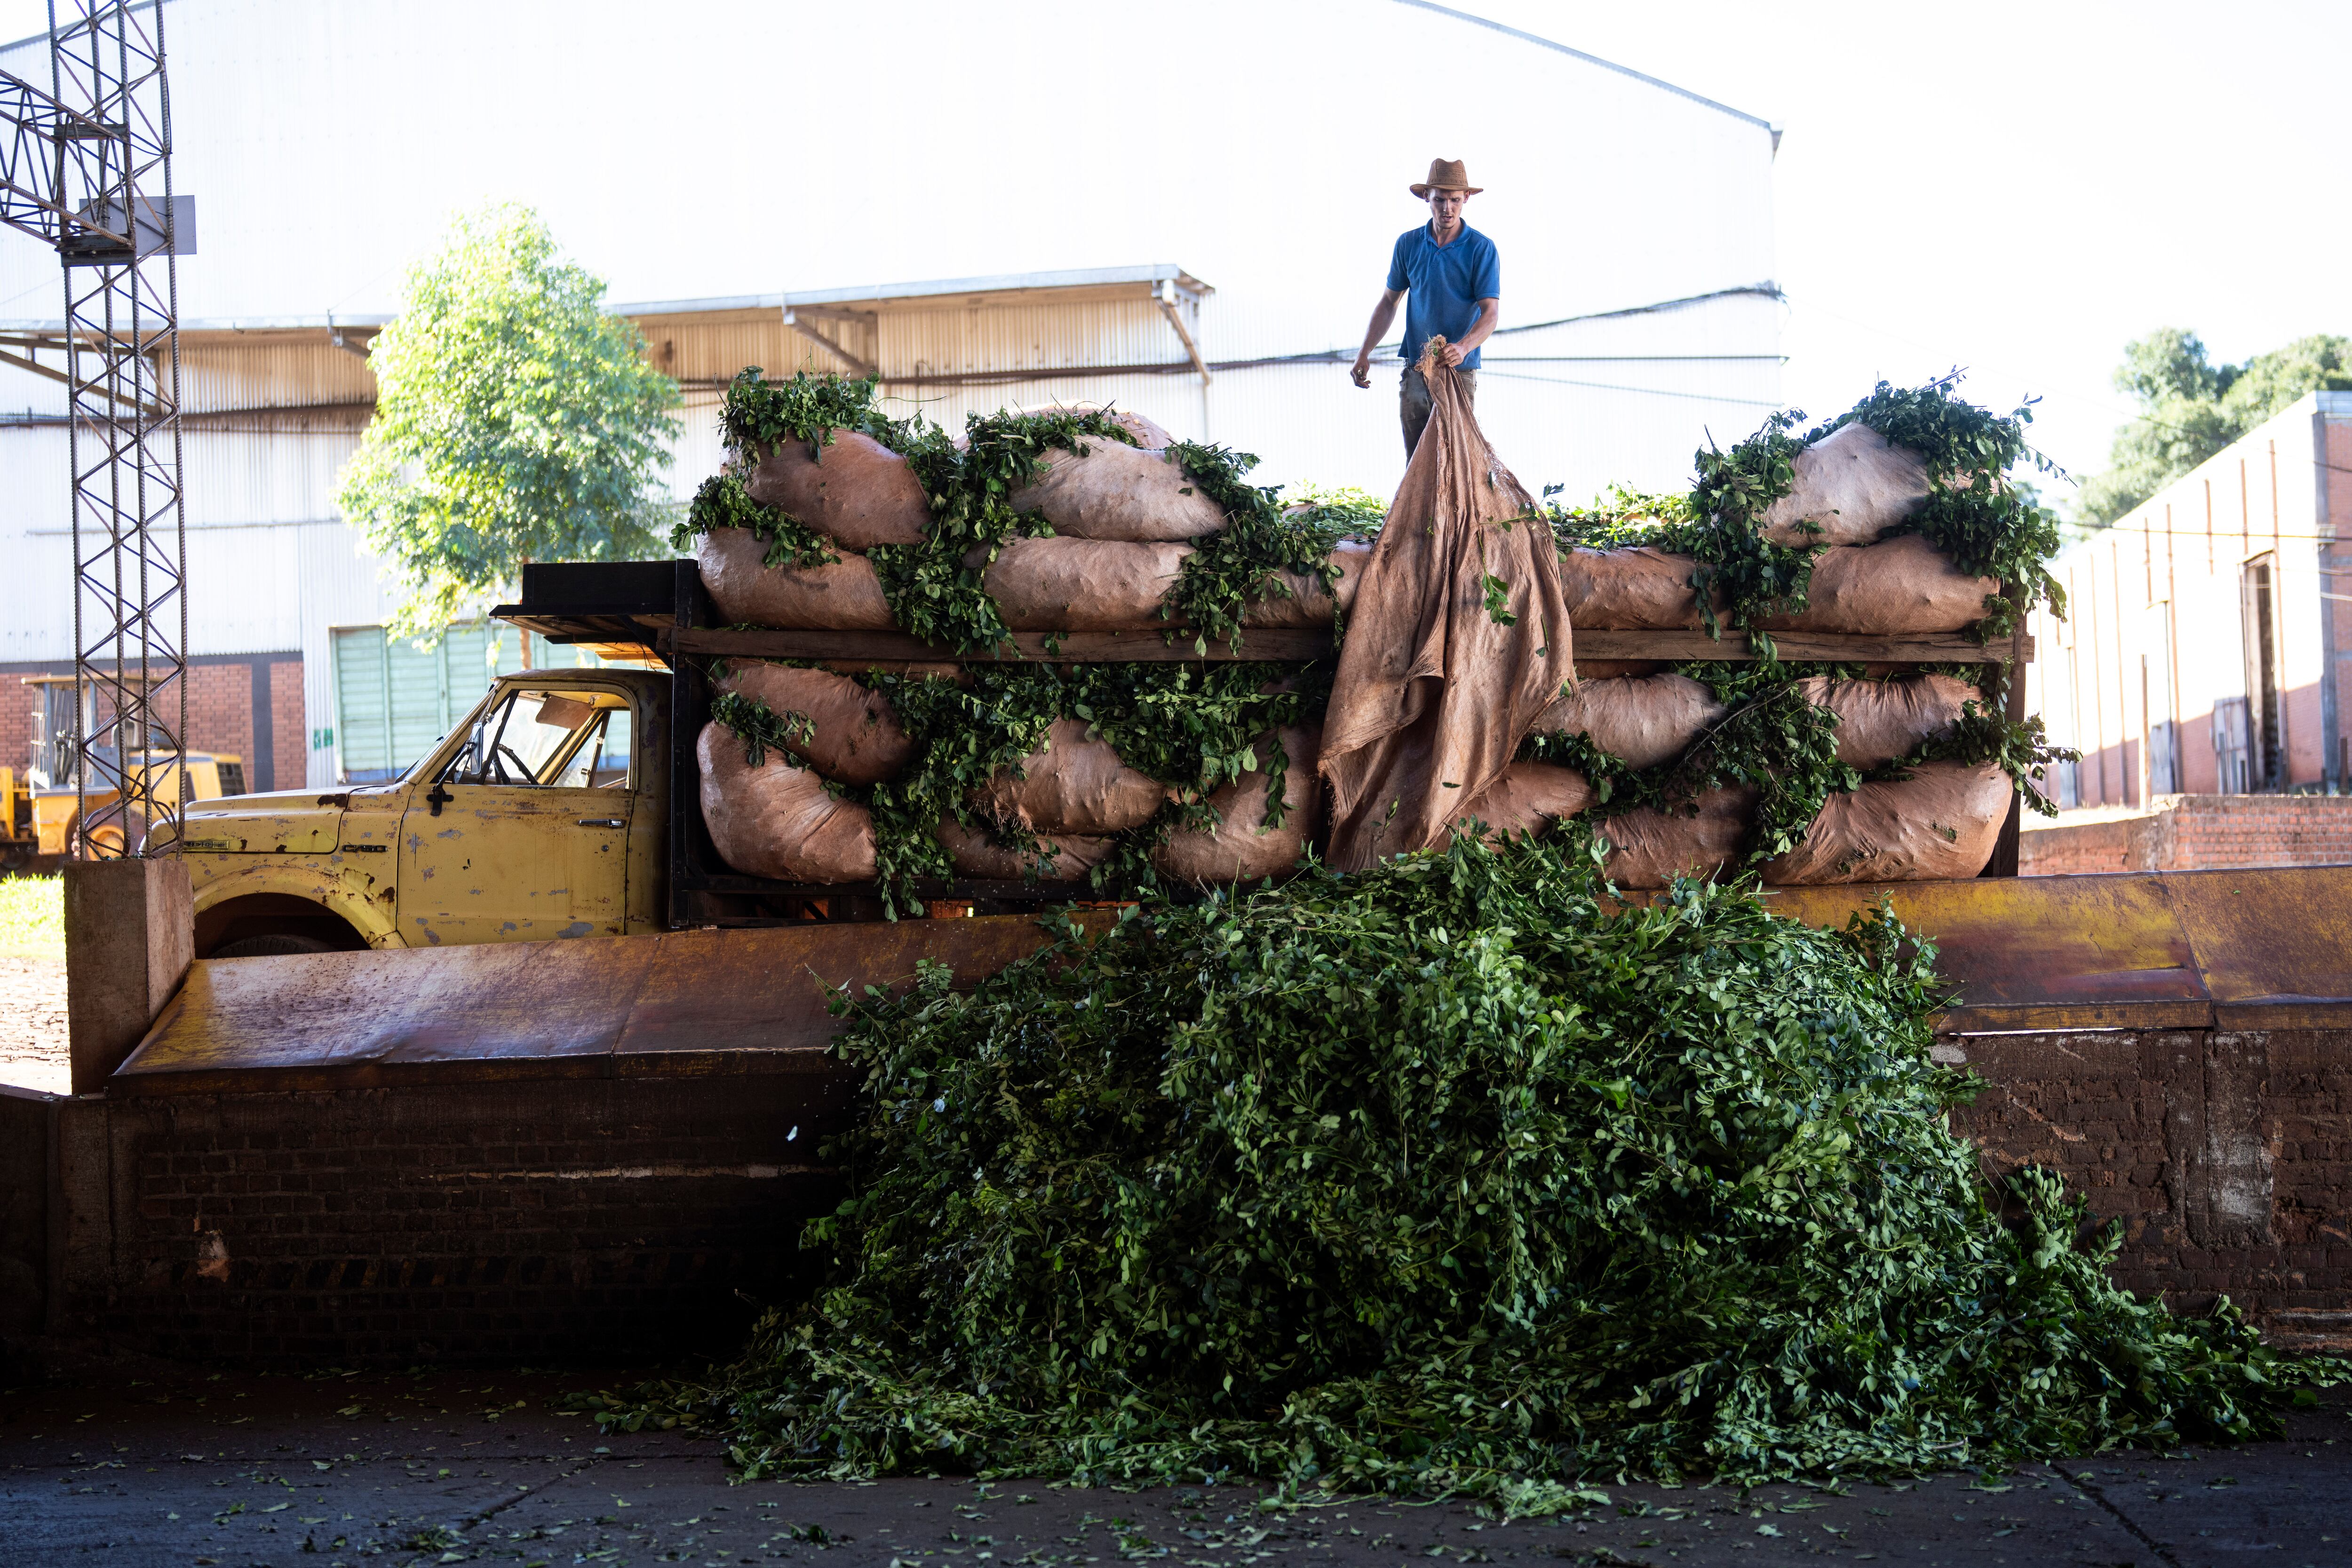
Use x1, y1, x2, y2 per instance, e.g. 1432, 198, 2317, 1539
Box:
613, 263, 1211, 318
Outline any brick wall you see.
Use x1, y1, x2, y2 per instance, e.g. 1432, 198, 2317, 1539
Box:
1950, 1028, 2352, 1345
34, 1073, 840, 1364
2022, 794, 2352, 876
2, 1026, 2343, 1365
0, 654, 303, 796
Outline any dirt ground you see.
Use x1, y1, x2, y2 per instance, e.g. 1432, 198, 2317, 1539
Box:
0, 1360, 2348, 1568
0, 954, 68, 1095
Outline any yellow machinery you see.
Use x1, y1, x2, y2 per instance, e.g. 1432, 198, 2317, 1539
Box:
12, 674, 246, 865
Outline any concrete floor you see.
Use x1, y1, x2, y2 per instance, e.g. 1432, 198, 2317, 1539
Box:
2, 1360, 2347, 1568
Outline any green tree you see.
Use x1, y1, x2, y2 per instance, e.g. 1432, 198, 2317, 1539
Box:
2079, 327, 2352, 525
337, 204, 682, 637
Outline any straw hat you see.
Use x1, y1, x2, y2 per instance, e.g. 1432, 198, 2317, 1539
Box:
1409, 158, 1483, 198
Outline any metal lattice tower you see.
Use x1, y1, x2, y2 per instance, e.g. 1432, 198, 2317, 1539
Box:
0, 0, 186, 858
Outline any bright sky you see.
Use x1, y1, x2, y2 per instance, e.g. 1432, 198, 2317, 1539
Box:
5, 0, 2345, 501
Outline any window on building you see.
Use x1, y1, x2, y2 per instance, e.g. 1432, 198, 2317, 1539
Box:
329, 624, 601, 785
2239, 555, 2285, 790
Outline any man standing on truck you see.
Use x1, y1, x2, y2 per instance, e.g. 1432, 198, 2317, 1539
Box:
1350, 158, 1501, 458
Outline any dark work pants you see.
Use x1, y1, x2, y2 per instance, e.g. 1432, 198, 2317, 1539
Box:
1400, 364, 1478, 458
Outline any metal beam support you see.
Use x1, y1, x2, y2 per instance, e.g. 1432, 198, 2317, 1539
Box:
0, 3, 191, 860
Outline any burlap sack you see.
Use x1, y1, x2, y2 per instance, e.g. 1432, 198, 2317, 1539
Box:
715, 662, 913, 786
1558, 547, 1718, 629
1757, 534, 1998, 635
1760, 762, 2011, 884
696, 723, 876, 883
1320, 350, 1577, 868
935, 816, 1115, 882
1239, 540, 1374, 629
979, 716, 1171, 835
1153, 724, 1325, 885
1756, 422, 1932, 548
1796, 672, 1978, 768
1536, 673, 1726, 769
697, 526, 897, 631
1455, 762, 1594, 842
979, 537, 1192, 631
1599, 786, 1757, 890
1007, 439, 1227, 542
744, 430, 930, 552
1017, 402, 1175, 451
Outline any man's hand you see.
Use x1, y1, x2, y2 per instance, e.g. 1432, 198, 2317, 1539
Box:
1438, 341, 1467, 369
1353, 288, 1403, 390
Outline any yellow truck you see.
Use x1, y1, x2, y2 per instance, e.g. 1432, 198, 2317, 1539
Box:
151, 665, 668, 958
142, 562, 849, 956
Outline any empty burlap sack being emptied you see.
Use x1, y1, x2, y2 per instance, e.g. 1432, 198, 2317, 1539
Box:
744, 430, 931, 551
979, 717, 1171, 836
1320, 349, 1577, 868
697, 723, 877, 883
1761, 762, 2011, 884
935, 816, 1116, 882
1537, 672, 1726, 769
1153, 724, 1325, 885
1008, 439, 1227, 542
715, 662, 913, 786
1755, 422, 1932, 548
697, 526, 897, 630
1600, 786, 1757, 890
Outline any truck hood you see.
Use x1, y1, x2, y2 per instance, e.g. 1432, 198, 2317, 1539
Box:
171, 790, 347, 854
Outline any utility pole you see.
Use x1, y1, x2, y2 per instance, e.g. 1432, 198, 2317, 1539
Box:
0, 0, 190, 858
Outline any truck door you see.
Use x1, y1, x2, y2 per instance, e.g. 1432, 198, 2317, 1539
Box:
396, 684, 639, 947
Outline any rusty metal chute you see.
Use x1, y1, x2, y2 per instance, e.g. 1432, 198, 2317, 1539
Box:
111, 867, 2352, 1100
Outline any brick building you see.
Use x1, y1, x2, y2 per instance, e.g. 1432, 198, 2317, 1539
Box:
2029, 390, 2352, 807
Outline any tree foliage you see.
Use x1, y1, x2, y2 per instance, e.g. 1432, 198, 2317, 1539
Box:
2078, 328, 2352, 525
336, 204, 682, 637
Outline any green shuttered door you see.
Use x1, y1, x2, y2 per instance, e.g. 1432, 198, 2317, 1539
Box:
329, 624, 569, 785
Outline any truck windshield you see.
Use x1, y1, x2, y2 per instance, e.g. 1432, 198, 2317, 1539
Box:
438, 690, 632, 788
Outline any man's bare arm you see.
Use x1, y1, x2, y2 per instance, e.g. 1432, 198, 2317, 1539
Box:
1439, 298, 1500, 368
1350, 287, 1405, 389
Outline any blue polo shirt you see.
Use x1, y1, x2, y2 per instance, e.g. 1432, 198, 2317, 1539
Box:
1387, 222, 1501, 371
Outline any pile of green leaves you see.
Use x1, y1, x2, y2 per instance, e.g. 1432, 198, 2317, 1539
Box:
1520, 663, 2077, 864
572, 835, 2327, 1499
711, 660, 1328, 915
698, 371, 1367, 653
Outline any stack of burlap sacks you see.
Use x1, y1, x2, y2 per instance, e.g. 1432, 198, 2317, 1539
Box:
699, 659, 1321, 885
695, 409, 2010, 889
696, 408, 1370, 634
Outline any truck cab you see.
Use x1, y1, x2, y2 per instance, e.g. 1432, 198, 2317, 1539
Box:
155, 667, 669, 957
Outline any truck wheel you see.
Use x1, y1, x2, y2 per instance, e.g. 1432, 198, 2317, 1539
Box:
209, 932, 339, 959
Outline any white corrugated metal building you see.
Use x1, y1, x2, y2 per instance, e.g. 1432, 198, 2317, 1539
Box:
0, 0, 1782, 788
